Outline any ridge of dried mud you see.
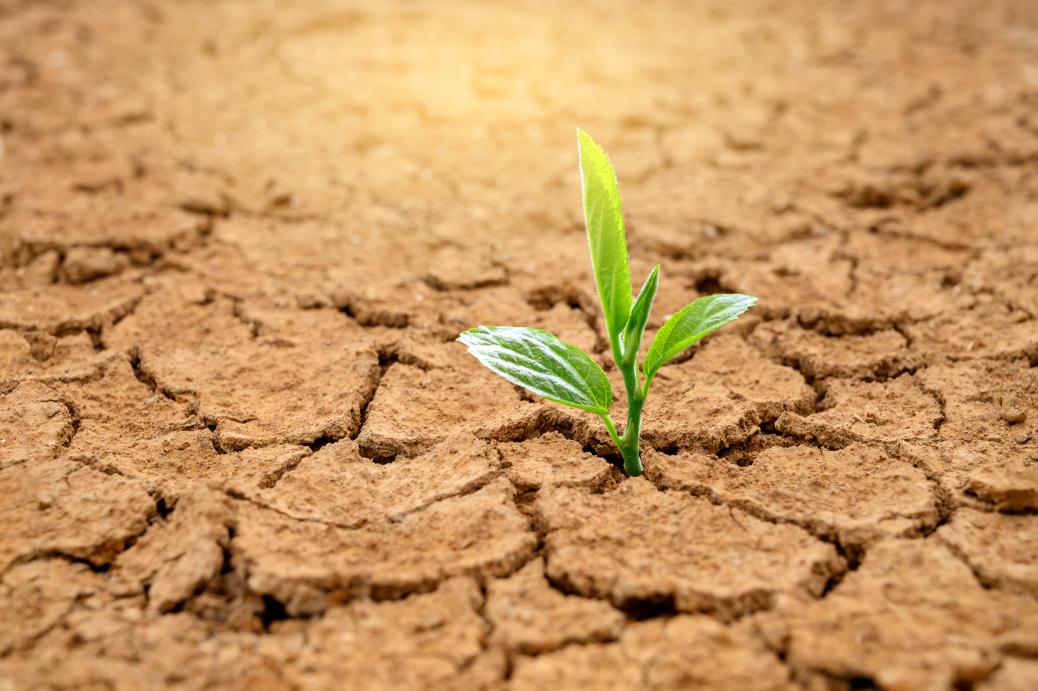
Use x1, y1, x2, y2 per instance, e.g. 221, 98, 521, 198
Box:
2, 1, 1037, 689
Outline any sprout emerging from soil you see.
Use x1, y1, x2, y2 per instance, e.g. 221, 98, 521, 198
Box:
459, 130, 756, 476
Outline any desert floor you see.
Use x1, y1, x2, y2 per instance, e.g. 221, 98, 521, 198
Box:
1, 1, 1037, 689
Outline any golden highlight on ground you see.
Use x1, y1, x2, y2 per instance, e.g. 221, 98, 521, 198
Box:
0, 1, 1036, 689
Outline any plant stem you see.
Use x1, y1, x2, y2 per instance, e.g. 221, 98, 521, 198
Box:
600, 413, 623, 453
618, 360, 645, 476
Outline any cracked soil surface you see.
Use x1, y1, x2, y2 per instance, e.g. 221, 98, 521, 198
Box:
1, 1, 1037, 689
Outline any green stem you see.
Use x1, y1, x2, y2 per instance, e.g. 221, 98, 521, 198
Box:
600, 413, 623, 453
618, 360, 645, 476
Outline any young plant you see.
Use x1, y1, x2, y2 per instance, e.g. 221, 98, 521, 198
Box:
458, 129, 757, 476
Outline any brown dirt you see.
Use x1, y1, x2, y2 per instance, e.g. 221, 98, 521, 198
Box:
1, 1, 1036, 689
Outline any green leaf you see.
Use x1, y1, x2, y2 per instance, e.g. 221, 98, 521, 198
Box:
643, 294, 758, 382
577, 128, 632, 353
621, 264, 660, 364
458, 326, 612, 414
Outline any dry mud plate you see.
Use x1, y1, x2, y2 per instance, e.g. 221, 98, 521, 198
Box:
2, 1, 1038, 689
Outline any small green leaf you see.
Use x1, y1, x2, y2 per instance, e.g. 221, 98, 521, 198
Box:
577, 128, 632, 353
643, 294, 758, 382
458, 326, 612, 414
621, 264, 660, 364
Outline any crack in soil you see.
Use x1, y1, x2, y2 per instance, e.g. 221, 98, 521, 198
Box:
223, 489, 367, 531
351, 351, 392, 451
128, 348, 181, 405
643, 465, 860, 584
914, 378, 948, 434
0, 290, 145, 339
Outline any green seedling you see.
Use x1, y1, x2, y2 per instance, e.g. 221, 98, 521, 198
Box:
459, 130, 757, 476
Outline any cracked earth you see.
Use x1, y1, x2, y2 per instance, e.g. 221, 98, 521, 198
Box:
1, 1, 1037, 689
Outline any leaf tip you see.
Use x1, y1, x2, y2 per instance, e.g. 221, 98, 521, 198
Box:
576, 127, 601, 157
456, 326, 485, 347
727, 293, 759, 318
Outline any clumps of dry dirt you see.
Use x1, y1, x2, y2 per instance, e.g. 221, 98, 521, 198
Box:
979, 658, 1038, 691
2, 0, 1038, 688
0, 380, 75, 468
356, 346, 545, 459
918, 359, 1037, 444
645, 443, 939, 552
757, 540, 1038, 690
228, 435, 502, 526
0, 458, 156, 573
486, 558, 625, 655
905, 440, 1038, 513
111, 488, 233, 613
0, 274, 145, 337
936, 509, 1038, 597
284, 578, 508, 690
510, 616, 793, 690
0, 559, 107, 658
38, 357, 313, 496
0, 329, 116, 391
535, 479, 844, 622
750, 318, 919, 380
495, 432, 615, 491
232, 479, 537, 616
902, 293, 1038, 363
109, 281, 384, 451
775, 375, 943, 448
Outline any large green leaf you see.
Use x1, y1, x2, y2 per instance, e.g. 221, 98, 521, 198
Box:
458, 326, 612, 414
577, 129, 632, 352
643, 294, 757, 383
621, 264, 660, 364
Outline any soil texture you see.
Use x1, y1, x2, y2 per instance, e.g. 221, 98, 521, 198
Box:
1, 1, 1037, 689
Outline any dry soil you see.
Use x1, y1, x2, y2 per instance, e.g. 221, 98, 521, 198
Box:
1, 1, 1037, 689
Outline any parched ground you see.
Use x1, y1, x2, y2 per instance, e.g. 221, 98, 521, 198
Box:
1, 0, 1037, 689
